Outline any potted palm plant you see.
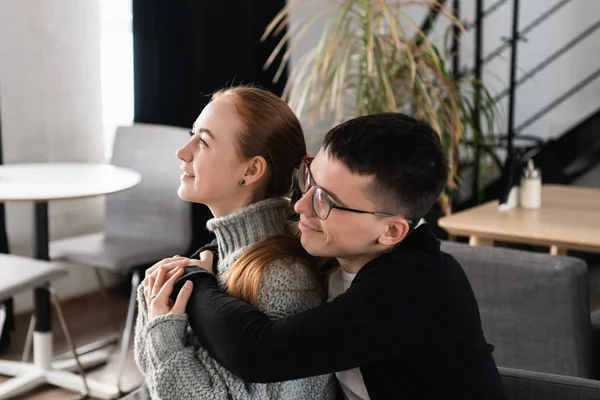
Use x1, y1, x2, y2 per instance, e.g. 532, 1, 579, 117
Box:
263, 0, 499, 215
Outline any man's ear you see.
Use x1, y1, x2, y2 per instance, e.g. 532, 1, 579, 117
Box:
242, 156, 268, 185
377, 218, 410, 246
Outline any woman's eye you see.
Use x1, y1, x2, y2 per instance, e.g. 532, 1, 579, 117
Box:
189, 130, 208, 147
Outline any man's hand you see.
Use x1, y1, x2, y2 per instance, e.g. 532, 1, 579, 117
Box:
143, 264, 193, 321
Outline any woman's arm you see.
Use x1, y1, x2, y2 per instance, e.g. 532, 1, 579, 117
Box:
140, 314, 234, 400
133, 249, 216, 375
137, 267, 336, 400
133, 256, 190, 374
136, 258, 335, 400
132, 284, 152, 374
133, 265, 228, 399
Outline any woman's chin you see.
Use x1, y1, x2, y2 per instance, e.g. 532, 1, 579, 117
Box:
178, 186, 209, 204
177, 186, 195, 202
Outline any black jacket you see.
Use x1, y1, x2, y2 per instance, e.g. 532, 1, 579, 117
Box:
178, 225, 507, 399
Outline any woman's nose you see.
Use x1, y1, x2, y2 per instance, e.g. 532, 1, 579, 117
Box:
176, 144, 191, 163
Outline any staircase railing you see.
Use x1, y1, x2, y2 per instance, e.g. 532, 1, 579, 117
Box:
418, 0, 600, 208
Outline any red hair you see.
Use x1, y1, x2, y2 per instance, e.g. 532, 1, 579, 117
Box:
211, 86, 320, 307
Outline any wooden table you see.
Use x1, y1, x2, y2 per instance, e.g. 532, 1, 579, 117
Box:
438, 185, 600, 255
0, 163, 141, 399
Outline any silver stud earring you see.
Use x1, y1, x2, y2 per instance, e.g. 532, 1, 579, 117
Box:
240, 179, 246, 185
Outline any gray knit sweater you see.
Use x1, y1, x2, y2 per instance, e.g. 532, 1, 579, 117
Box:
133, 198, 337, 400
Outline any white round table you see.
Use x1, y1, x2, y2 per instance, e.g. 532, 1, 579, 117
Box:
0, 163, 141, 201
0, 163, 141, 399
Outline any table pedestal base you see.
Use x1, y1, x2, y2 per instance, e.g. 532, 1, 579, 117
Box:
0, 332, 119, 399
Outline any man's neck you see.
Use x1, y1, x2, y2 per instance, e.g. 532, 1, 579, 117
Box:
337, 245, 398, 274
336, 255, 377, 274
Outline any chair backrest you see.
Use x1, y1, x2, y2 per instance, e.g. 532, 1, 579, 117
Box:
106, 124, 192, 245
440, 241, 593, 378
500, 367, 600, 399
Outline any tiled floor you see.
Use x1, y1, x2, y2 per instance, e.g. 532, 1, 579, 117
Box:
0, 287, 143, 399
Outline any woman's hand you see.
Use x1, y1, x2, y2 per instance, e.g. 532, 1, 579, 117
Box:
144, 251, 215, 284
143, 265, 193, 321
190, 251, 215, 275
140, 251, 215, 321
145, 255, 189, 280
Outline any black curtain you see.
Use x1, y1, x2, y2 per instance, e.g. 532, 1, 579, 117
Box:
132, 0, 288, 254
0, 88, 14, 352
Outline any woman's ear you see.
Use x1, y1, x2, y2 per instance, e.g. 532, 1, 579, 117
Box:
242, 156, 268, 185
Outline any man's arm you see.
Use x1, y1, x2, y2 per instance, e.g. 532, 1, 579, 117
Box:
185, 266, 433, 383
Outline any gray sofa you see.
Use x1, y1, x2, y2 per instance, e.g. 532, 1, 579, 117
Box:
441, 240, 596, 378
500, 367, 600, 399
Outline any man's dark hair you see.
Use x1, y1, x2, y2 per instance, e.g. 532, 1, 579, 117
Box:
322, 112, 449, 220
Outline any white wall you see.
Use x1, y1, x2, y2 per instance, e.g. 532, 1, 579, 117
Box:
0, 0, 119, 314
99, 0, 134, 160
460, 0, 600, 141
286, 0, 335, 155
286, 0, 600, 150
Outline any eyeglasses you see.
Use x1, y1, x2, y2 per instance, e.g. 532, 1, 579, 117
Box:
297, 157, 413, 223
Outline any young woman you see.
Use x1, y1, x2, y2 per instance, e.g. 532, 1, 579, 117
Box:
132, 86, 337, 400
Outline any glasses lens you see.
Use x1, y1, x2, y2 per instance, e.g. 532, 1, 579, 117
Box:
313, 187, 331, 219
299, 161, 312, 194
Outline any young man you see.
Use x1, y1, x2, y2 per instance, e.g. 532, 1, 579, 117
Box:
154, 112, 507, 399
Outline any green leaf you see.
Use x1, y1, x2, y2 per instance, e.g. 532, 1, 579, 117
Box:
264, 0, 500, 211
373, 36, 396, 110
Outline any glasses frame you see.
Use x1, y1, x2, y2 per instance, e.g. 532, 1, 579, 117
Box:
298, 157, 413, 224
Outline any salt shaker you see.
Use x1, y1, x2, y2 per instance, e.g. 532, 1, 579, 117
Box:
520, 159, 542, 209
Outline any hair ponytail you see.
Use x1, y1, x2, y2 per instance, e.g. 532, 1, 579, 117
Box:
223, 235, 324, 308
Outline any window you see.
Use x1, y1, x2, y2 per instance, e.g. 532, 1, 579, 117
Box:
99, 0, 134, 159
